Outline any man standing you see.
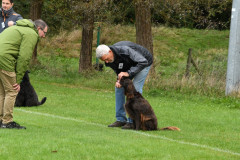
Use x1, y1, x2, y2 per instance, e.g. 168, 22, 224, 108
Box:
96, 41, 153, 129
0, 0, 23, 33
0, 19, 48, 129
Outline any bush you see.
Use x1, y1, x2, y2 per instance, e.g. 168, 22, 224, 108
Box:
152, 0, 232, 29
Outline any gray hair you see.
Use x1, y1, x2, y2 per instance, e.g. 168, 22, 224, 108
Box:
34, 19, 48, 30
96, 44, 110, 58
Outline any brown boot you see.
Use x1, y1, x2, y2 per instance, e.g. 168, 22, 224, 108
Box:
108, 121, 126, 127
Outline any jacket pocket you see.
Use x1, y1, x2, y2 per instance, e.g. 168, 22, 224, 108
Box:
1, 70, 16, 78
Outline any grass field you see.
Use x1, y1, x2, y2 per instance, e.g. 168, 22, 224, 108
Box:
1, 25, 239, 159
0, 78, 240, 160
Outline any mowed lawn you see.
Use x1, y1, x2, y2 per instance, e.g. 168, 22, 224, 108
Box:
0, 80, 240, 160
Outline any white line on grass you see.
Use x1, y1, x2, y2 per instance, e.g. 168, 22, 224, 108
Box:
16, 109, 240, 157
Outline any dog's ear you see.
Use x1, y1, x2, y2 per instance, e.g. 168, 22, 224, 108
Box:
126, 82, 134, 99
22, 71, 30, 82
119, 76, 126, 86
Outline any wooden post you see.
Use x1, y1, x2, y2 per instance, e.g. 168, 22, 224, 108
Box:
185, 48, 192, 78
191, 57, 202, 76
185, 48, 202, 77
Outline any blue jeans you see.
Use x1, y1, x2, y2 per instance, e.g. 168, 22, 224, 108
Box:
115, 66, 151, 123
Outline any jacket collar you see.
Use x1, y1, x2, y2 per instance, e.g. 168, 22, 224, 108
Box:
1, 7, 14, 17
29, 19, 40, 40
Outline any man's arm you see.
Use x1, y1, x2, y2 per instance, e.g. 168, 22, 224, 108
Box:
16, 33, 38, 83
8, 14, 23, 26
123, 46, 149, 78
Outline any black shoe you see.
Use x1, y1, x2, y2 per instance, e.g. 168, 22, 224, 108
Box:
1, 121, 26, 129
108, 121, 126, 127
122, 123, 135, 130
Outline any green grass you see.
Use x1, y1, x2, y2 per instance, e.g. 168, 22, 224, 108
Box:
1, 25, 237, 159
37, 25, 230, 96
0, 78, 240, 160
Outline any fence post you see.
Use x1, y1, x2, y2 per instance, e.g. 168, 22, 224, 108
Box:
185, 48, 201, 77
185, 48, 192, 78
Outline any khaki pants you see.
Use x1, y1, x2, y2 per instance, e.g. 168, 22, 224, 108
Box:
0, 69, 18, 124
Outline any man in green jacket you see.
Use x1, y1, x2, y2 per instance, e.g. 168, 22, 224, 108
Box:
0, 19, 48, 129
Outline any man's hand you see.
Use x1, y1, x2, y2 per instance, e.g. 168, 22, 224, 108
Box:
8, 21, 15, 26
13, 83, 20, 92
115, 80, 121, 88
118, 72, 129, 80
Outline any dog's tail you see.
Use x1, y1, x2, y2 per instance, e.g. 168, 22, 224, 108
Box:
159, 126, 180, 131
38, 97, 47, 105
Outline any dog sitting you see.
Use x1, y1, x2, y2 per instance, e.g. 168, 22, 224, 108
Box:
120, 77, 180, 131
15, 71, 47, 107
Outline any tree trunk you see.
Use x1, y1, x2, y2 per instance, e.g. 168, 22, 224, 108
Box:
135, 0, 155, 77
79, 2, 94, 72
30, 0, 43, 20
30, 0, 43, 62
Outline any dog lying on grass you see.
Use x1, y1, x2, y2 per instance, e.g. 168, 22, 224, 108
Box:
120, 77, 180, 131
15, 71, 47, 107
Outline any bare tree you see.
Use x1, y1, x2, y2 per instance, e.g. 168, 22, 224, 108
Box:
135, 0, 155, 76
77, 0, 107, 72
30, 0, 44, 62
79, 1, 95, 72
30, 0, 43, 21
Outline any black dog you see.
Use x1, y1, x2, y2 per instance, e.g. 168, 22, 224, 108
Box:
93, 63, 104, 71
15, 71, 47, 107
120, 77, 180, 131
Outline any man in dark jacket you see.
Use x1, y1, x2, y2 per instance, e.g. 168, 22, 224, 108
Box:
96, 41, 153, 129
0, 19, 48, 129
0, 0, 23, 33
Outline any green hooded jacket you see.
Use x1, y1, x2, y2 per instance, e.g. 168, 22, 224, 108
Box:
0, 19, 39, 83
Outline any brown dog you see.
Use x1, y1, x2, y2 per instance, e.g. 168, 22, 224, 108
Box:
120, 77, 180, 131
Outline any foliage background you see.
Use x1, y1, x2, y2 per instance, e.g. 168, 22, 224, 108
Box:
13, 0, 232, 33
